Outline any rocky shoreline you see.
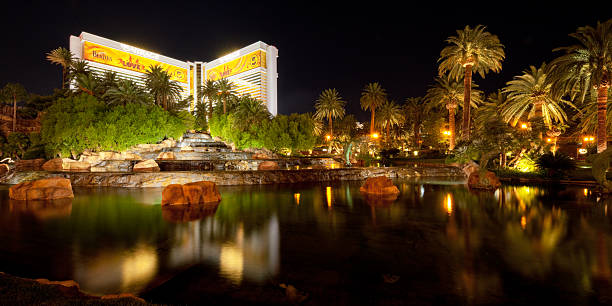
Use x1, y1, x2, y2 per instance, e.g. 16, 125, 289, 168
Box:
1, 166, 464, 188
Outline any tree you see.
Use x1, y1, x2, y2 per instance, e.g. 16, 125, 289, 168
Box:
217, 78, 236, 114
376, 100, 404, 141
103, 79, 151, 106
46, 47, 74, 89
233, 95, 271, 131
314, 88, 346, 139
404, 97, 426, 149
425, 76, 482, 150
1, 83, 28, 132
547, 20, 612, 152
501, 63, 575, 137
201, 79, 219, 121
68, 60, 90, 83
145, 65, 183, 110
360, 82, 387, 134
438, 25, 505, 140
75, 73, 100, 97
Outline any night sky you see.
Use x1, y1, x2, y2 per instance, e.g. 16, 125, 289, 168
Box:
0, 1, 609, 121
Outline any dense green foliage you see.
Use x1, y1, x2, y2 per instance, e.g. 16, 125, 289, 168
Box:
536, 152, 577, 177
41, 94, 185, 157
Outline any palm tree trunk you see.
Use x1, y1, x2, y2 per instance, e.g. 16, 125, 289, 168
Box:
386, 124, 390, 140
462, 64, 473, 140
370, 108, 375, 134
328, 114, 333, 137
414, 121, 420, 149
597, 86, 609, 153
61, 67, 66, 90
208, 98, 213, 120
12, 94, 17, 132
449, 107, 456, 150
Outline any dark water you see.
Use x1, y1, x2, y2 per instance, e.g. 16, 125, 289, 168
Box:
1, 179, 612, 304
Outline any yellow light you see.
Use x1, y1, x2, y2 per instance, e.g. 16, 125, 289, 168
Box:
371, 133, 379, 139
578, 148, 588, 154
584, 137, 589, 142
294, 193, 300, 205
445, 194, 453, 215
546, 138, 552, 142
590, 137, 595, 141
325, 135, 331, 141
413, 151, 419, 156
583, 188, 588, 197
520, 123, 528, 129
521, 216, 526, 229
326, 187, 332, 208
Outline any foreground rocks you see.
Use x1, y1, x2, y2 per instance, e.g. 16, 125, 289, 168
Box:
9, 178, 74, 201
360, 176, 400, 195
467, 170, 501, 190
258, 161, 280, 170
161, 181, 222, 205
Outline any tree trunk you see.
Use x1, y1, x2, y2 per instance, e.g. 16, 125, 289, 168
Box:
12, 94, 16, 132
462, 64, 473, 140
370, 108, 375, 134
414, 120, 420, 149
449, 107, 456, 150
386, 124, 390, 141
223, 96, 227, 114
61, 67, 66, 89
597, 86, 609, 153
328, 114, 333, 137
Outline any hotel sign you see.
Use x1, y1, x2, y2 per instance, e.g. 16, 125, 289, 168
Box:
83, 41, 188, 83
206, 50, 266, 81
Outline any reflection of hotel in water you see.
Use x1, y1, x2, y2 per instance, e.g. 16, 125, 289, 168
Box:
69, 32, 278, 115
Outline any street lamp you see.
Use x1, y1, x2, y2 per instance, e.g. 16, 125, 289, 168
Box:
370, 133, 379, 139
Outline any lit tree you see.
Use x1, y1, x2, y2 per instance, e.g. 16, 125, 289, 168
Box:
547, 20, 612, 152
314, 88, 346, 138
216, 78, 236, 114
376, 100, 404, 141
360, 82, 387, 134
145, 65, 182, 110
233, 95, 271, 131
403, 97, 426, 149
438, 25, 505, 140
46, 47, 74, 89
103, 79, 151, 106
1, 83, 28, 132
201, 79, 219, 120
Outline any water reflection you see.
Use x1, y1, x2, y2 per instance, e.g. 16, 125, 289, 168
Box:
161, 203, 219, 223
9, 198, 72, 220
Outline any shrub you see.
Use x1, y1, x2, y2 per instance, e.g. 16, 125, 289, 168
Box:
536, 152, 576, 177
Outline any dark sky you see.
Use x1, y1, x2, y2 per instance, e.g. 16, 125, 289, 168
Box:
0, 1, 609, 121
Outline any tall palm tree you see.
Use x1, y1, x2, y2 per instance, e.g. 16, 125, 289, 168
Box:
360, 82, 387, 134
314, 88, 346, 138
103, 80, 151, 106
501, 63, 575, 137
547, 20, 612, 152
404, 97, 426, 149
2, 83, 28, 132
377, 100, 404, 141
233, 95, 271, 131
75, 73, 100, 97
438, 25, 505, 140
145, 65, 183, 110
46, 47, 74, 89
216, 78, 236, 114
201, 79, 219, 119
425, 76, 482, 150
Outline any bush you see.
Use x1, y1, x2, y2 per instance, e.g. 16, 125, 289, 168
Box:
41, 94, 186, 158
536, 152, 576, 177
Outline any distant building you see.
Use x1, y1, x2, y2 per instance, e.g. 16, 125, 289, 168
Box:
69, 32, 278, 115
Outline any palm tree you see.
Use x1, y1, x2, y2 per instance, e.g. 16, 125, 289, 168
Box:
233, 95, 271, 131
438, 25, 505, 140
201, 79, 219, 120
314, 88, 346, 138
575, 90, 612, 135
501, 63, 576, 138
75, 73, 100, 97
2, 83, 28, 132
377, 100, 404, 141
103, 80, 151, 106
99, 71, 118, 93
425, 76, 482, 150
145, 65, 183, 110
547, 20, 612, 152
68, 60, 90, 82
360, 82, 387, 134
46, 47, 74, 89
217, 78, 236, 114
404, 97, 426, 149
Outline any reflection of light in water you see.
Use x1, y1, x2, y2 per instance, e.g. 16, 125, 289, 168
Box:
445, 194, 453, 215
584, 188, 588, 197
294, 193, 300, 205
121, 245, 158, 292
525, 187, 530, 194
521, 216, 526, 230
326, 187, 332, 208
220, 244, 244, 285
420, 186, 425, 198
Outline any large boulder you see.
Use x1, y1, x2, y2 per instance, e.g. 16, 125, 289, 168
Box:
9, 178, 74, 201
0, 164, 9, 176
133, 159, 160, 172
359, 176, 400, 195
467, 170, 501, 190
258, 161, 280, 170
42, 158, 90, 172
161, 181, 221, 206
15, 158, 46, 171
156, 151, 176, 160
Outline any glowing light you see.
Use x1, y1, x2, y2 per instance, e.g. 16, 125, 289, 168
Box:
590, 137, 595, 141
294, 193, 300, 205
584, 137, 589, 142
578, 148, 588, 154
521, 216, 526, 229
413, 151, 419, 156
520, 123, 528, 129
326, 187, 332, 208
442, 130, 451, 135
371, 133, 379, 139
121, 245, 158, 291
445, 194, 453, 215
220, 245, 244, 285
325, 135, 331, 141
546, 138, 552, 142
584, 188, 588, 197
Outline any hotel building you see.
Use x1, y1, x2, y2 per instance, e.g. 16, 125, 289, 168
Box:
69, 32, 278, 115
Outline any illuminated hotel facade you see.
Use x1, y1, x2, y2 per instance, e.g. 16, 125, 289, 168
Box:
69, 32, 278, 115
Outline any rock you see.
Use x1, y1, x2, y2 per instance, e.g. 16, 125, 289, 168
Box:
258, 161, 280, 170
359, 176, 400, 195
180, 145, 194, 152
101, 293, 146, 303
15, 159, 46, 171
467, 170, 501, 190
36, 278, 80, 289
90, 160, 133, 172
156, 151, 176, 160
133, 159, 160, 172
42, 158, 90, 172
461, 161, 480, 177
0, 164, 9, 176
9, 198, 72, 220
161, 181, 222, 206
161, 139, 176, 148
9, 178, 74, 201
